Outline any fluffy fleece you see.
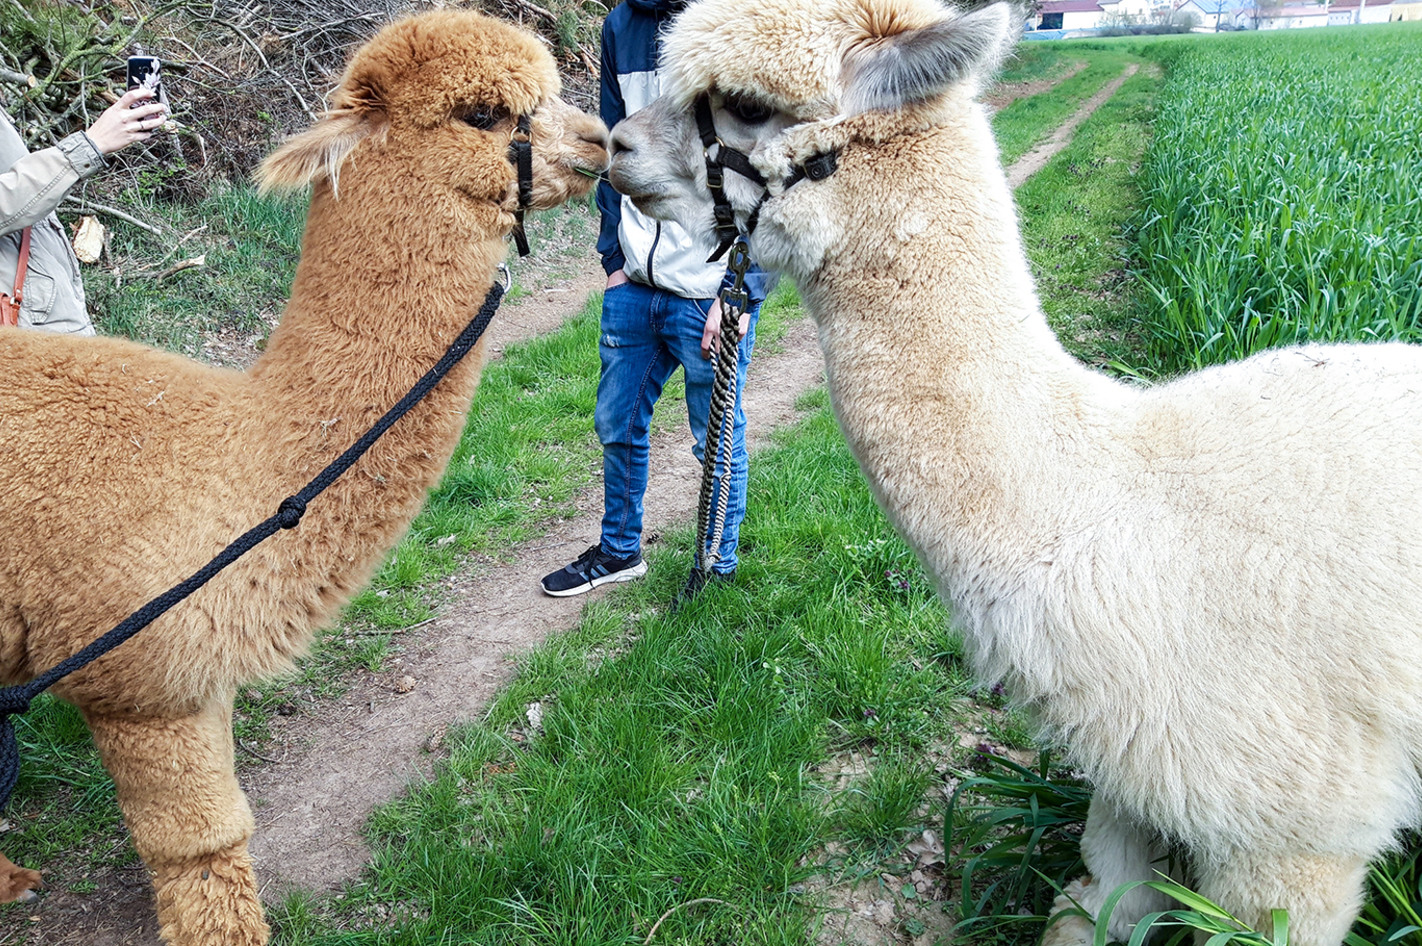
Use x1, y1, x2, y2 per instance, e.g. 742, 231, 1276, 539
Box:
605, 1, 1422, 943
0, 11, 606, 944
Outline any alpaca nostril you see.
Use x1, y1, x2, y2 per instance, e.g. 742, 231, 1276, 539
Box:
610, 129, 634, 156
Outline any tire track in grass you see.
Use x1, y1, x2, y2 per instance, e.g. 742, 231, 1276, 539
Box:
1005, 63, 1140, 188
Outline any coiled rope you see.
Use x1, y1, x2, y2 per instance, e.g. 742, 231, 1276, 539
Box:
687, 237, 754, 599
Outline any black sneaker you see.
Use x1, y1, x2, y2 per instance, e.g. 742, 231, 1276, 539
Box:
541, 544, 648, 597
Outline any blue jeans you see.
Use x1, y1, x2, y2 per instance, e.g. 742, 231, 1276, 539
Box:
595, 280, 760, 574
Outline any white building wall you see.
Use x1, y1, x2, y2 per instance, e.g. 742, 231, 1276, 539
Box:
1063, 9, 1105, 26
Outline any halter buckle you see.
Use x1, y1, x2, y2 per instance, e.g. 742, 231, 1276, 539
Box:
803, 150, 838, 181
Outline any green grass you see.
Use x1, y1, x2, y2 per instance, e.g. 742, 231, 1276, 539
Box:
1130, 24, 1422, 372
949, 753, 1091, 940
992, 46, 1140, 166
999, 48, 1159, 373
258, 393, 972, 945
996, 44, 1070, 85
81, 184, 306, 353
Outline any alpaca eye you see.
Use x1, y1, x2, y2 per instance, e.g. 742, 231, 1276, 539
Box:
462, 107, 504, 131
723, 95, 773, 125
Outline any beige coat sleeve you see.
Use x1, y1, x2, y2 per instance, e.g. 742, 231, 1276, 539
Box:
0, 132, 108, 235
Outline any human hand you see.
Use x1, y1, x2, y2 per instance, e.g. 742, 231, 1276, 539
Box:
85, 88, 168, 155
700, 296, 750, 359
606, 269, 629, 291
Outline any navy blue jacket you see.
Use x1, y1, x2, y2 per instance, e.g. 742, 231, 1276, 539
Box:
597, 0, 772, 302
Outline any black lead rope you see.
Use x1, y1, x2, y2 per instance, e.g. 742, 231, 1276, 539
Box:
0, 273, 509, 814
679, 98, 842, 602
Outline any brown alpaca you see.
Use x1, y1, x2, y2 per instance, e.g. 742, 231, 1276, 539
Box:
0, 11, 606, 944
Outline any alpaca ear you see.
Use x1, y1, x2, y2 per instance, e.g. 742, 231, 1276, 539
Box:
255, 110, 386, 196
842, 1, 1019, 114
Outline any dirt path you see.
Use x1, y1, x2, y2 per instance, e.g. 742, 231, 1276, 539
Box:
982, 59, 1088, 112
1005, 63, 1139, 188
13, 66, 1142, 943
242, 317, 825, 894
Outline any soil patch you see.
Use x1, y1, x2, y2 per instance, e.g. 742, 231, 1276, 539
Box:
982, 59, 1088, 112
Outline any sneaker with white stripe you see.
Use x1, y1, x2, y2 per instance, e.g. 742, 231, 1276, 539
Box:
540, 543, 648, 597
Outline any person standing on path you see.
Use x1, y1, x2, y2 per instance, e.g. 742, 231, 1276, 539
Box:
2, 87, 167, 335
540, 0, 773, 597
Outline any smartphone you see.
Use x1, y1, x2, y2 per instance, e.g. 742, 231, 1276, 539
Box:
126, 56, 163, 106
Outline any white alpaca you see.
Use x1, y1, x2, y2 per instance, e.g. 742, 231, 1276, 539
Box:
604, 1, 1422, 944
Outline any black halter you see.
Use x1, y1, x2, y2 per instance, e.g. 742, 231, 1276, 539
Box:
507, 112, 534, 257
693, 93, 839, 262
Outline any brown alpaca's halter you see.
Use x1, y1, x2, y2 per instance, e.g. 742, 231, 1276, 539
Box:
508, 113, 534, 257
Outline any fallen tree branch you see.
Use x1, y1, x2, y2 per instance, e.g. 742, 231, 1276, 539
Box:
511, 0, 559, 24
128, 254, 206, 281
61, 196, 165, 236
0, 68, 34, 89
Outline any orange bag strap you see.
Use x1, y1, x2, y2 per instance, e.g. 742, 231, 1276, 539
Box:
1, 226, 33, 327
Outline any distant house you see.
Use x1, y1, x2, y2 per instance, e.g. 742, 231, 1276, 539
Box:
1034, 0, 1110, 29
1234, 0, 1395, 25
1325, 0, 1397, 24
1098, 0, 1174, 18
1033, 0, 1396, 29
1242, 2, 1330, 26
1174, 0, 1244, 28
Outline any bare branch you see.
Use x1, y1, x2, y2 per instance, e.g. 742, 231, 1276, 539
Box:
61, 197, 165, 236
197, 15, 318, 120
